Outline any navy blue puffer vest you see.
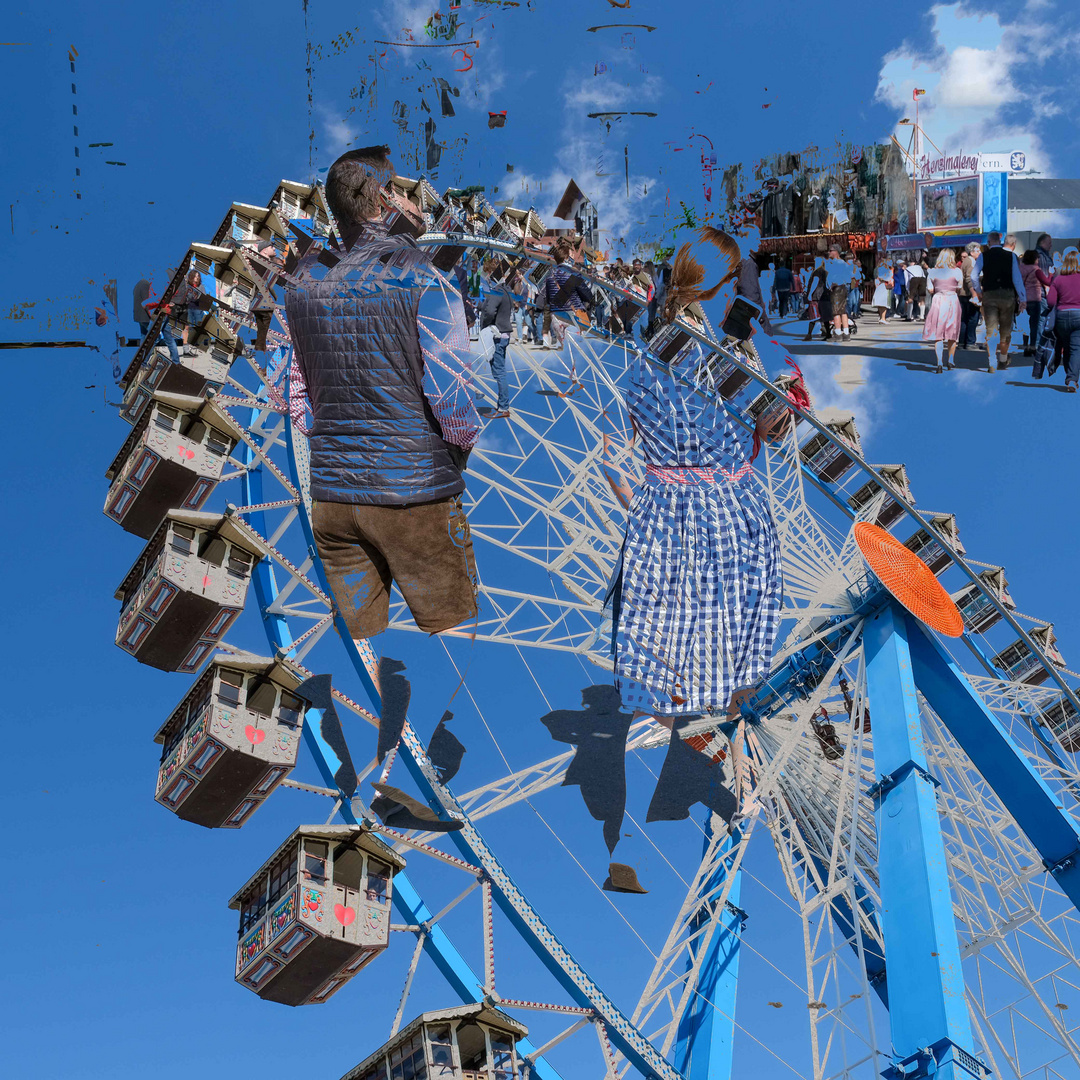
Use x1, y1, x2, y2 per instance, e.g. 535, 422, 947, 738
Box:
286, 245, 465, 507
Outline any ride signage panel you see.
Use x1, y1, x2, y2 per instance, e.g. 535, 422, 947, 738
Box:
978, 151, 1027, 173
916, 175, 981, 233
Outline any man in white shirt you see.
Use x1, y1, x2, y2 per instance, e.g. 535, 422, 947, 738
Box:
905, 256, 926, 320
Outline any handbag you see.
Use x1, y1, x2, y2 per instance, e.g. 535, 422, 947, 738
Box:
1036, 332, 1055, 374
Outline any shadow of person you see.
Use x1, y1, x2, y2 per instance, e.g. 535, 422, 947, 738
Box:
647, 718, 738, 825
539, 684, 634, 854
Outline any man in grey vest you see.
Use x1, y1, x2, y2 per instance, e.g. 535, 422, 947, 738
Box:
973, 231, 1026, 372
286, 145, 482, 642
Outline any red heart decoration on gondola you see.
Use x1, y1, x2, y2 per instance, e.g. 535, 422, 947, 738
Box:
245, 725, 266, 745
178, 448, 195, 460
334, 904, 356, 926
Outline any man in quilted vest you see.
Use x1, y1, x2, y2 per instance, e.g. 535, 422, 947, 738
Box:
286, 145, 482, 642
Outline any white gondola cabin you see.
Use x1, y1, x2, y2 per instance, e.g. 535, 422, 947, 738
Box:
340, 1004, 528, 1080
104, 390, 239, 539
992, 625, 1065, 685
903, 513, 964, 575
388, 175, 444, 232
119, 340, 234, 427
488, 206, 544, 247
800, 413, 862, 484
847, 464, 912, 529
951, 567, 1015, 634
155, 653, 309, 828
700, 351, 755, 400
269, 179, 332, 236
382, 184, 426, 239
746, 372, 807, 434
229, 824, 406, 1006
114, 510, 264, 672
647, 320, 699, 366
1043, 696, 1080, 752
212, 200, 290, 250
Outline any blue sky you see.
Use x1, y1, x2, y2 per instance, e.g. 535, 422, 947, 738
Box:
2, 2, 1080, 1078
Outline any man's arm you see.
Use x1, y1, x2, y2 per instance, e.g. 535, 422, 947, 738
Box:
416, 272, 482, 450
973, 254, 984, 297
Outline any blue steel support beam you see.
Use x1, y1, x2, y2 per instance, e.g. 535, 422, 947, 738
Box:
238, 423, 563, 1080
673, 823, 742, 1080
863, 601, 985, 1080
903, 610, 1080, 910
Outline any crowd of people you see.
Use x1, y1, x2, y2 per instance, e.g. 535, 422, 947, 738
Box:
868, 232, 1080, 386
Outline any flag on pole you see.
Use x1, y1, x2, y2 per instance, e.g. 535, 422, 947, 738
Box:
913, 87, 927, 100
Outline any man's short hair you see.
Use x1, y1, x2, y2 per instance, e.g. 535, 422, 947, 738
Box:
987, 231, 1001, 245
828, 247, 841, 257
1004, 233, 1017, 248
324, 145, 393, 228
551, 238, 572, 262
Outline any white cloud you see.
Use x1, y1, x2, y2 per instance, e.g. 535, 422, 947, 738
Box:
872, 2, 1079, 177
950, 367, 1000, 401
799, 353, 891, 443
318, 104, 359, 158
563, 72, 664, 113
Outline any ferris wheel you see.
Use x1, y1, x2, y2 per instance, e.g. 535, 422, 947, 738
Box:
105, 178, 1080, 1080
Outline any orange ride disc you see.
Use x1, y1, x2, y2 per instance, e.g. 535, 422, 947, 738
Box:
854, 521, 965, 638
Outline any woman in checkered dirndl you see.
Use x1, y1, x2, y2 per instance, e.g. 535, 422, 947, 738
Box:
604, 232, 786, 725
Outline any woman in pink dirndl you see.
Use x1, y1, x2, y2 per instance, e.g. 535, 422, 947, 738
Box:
923, 249, 964, 372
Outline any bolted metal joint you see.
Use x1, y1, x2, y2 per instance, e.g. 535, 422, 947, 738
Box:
1042, 848, 1080, 876
881, 1038, 990, 1080
866, 760, 941, 803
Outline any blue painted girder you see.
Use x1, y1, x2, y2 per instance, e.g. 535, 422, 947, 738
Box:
863, 601, 977, 1077
673, 825, 743, 1080
902, 608, 1080, 911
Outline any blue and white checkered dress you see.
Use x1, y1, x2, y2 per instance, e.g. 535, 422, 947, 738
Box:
613, 343, 782, 717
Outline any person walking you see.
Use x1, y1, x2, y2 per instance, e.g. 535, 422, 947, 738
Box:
845, 254, 862, 322
285, 144, 483, 643
1046, 249, 1080, 391
923, 249, 963, 372
774, 259, 793, 317
545, 237, 595, 386
872, 259, 893, 322
893, 259, 908, 320
480, 276, 513, 417
803, 260, 831, 341
973, 231, 1025, 372
1031, 235, 1056, 357
734, 236, 774, 334
1019, 249, 1044, 357
958, 242, 981, 348
761, 261, 777, 316
607, 241, 784, 727
905, 254, 927, 320
791, 262, 804, 311
824, 247, 852, 340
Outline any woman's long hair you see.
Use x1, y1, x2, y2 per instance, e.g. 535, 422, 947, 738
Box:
662, 226, 741, 322
1061, 251, 1079, 276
